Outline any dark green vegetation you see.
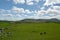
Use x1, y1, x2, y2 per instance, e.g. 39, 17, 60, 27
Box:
0, 22, 60, 40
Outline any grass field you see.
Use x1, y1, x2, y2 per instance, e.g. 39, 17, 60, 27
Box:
0, 22, 60, 40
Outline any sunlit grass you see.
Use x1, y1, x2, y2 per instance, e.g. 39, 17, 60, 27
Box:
0, 22, 60, 40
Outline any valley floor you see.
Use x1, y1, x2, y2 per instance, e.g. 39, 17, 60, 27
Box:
0, 22, 60, 40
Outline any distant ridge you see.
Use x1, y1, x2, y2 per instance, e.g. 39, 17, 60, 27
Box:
0, 18, 60, 23
19, 18, 60, 22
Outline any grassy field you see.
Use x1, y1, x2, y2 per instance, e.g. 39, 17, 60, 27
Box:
0, 22, 60, 40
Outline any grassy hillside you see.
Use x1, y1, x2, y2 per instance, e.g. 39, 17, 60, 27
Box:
0, 22, 60, 40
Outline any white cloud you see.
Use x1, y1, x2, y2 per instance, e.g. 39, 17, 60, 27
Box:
15, 14, 22, 17
0, 9, 12, 17
53, 6, 60, 11
54, 15, 60, 20
47, 6, 60, 15
35, 10, 46, 16
2, 14, 13, 17
12, 6, 34, 14
26, 2, 34, 5
44, 0, 60, 6
12, 6, 25, 13
26, 0, 34, 5
0, 9, 6, 13
13, 0, 25, 4
13, 0, 40, 5
34, 0, 40, 3
25, 10, 31, 14
26, 0, 40, 5
40, 7, 45, 10
25, 10, 33, 14
33, 5, 60, 19
0, 9, 24, 21
0, 5, 60, 21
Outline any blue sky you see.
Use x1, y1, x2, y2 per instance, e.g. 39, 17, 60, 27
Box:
0, 0, 60, 21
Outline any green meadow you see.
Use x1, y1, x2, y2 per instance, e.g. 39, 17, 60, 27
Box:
0, 22, 60, 40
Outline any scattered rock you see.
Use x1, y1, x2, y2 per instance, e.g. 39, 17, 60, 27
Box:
0, 28, 2, 30
0, 27, 12, 39
40, 32, 47, 35
40, 32, 43, 35
44, 32, 46, 34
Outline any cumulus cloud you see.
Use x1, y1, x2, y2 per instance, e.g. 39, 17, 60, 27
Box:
0, 6, 35, 20
47, 6, 60, 15
26, 0, 34, 5
53, 6, 60, 11
13, 0, 25, 4
33, 5, 60, 19
12, 0, 60, 20
12, 6, 25, 13
25, 10, 34, 14
26, 0, 40, 5
26, 2, 34, 5
44, 0, 60, 6
0, 9, 24, 21
34, 10, 46, 16
12, 6, 34, 14
2, 14, 12, 17
13, 0, 40, 5
0, 9, 12, 17
12, 6, 60, 19
0, 5, 60, 21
